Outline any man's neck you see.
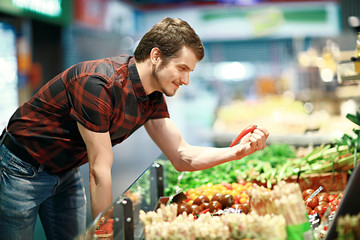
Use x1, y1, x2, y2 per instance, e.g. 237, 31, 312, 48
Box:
135, 60, 158, 95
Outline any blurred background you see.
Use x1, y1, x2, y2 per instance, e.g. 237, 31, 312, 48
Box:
1, 0, 360, 238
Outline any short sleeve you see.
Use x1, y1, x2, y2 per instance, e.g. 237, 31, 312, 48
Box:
67, 75, 113, 132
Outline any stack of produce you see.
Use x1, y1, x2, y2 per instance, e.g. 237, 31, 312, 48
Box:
214, 96, 313, 135
249, 181, 308, 225
336, 213, 360, 239
249, 181, 314, 239
302, 188, 343, 217
139, 204, 287, 240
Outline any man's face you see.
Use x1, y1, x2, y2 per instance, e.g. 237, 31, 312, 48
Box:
152, 46, 198, 97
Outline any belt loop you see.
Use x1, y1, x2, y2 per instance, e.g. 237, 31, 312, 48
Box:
38, 164, 45, 172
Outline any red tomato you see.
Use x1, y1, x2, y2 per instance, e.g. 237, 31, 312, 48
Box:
328, 195, 337, 202
238, 179, 247, 186
318, 195, 329, 203
309, 210, 317, 215
329, 203, 338, 211
221, 182, 233, 190
235, 195, 241, 204
302, 189, 315, 199
305, 196, 319, 209
333, 199, 341, 206
306, 206, 312, 215
314, 205, 327, 214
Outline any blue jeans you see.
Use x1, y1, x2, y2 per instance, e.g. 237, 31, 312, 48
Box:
0, 132, 87, 240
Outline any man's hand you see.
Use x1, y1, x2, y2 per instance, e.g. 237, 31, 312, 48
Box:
234, 125, 269, 158
77, 122, 113, 219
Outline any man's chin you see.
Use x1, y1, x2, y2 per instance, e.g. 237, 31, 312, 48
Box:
163, 89, 177, 97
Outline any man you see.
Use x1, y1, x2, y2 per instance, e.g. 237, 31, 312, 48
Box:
0, 17, 269, 239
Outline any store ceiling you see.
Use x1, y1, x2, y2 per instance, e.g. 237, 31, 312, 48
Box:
122, 0, 334, 10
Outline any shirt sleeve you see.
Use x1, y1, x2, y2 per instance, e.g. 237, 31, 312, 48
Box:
67, 74, 113, 132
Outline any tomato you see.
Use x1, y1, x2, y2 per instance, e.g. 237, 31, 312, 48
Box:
208, 201, 222, 213
306, 206, 312, 215
238, 179, 247, 186
221, 182, 233, 190
200, 202, 210, 210
329, 202, 338, 211
315, 205, 328, 215
318, 195, 329, 203
177, 203, 192, 215
211, 193, 224, 202
328, 194, 337, 202
220, 194, 234, 208
309, 210, 317, 215
305, 196, 319, 209
302, 189, 315, 199
231, 204, 245, 212
193, 195, 210, 206
333, 199, 341, 206
190, 204, 202, 215
235, 195, 241, 204
242, 203, 250, 214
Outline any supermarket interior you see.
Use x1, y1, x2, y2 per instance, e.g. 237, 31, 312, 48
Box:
1, 0, 360, 239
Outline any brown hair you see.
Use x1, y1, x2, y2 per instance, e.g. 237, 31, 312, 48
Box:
134, 17, 204, 62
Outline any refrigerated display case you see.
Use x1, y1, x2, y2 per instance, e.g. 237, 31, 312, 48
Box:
80, 156, 360, 240
79, 162, 165, 240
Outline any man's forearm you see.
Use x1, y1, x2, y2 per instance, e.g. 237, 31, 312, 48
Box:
89, 171, 113, 219
176, 144, 246, 172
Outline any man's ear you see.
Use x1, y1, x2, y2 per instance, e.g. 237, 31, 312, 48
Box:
150, 47, 161, 64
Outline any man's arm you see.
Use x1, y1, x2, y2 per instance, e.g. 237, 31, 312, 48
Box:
144, 118, 269, 172
77, 122, 113, 219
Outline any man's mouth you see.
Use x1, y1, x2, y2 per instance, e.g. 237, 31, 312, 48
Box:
173, 82, 180, 89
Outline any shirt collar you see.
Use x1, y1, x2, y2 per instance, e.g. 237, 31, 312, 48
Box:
128, 57, 162, 104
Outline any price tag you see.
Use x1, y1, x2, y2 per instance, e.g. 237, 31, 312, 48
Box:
308, 213, 321, 228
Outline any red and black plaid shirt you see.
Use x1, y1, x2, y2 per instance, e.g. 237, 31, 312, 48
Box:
7, 55, 169, 174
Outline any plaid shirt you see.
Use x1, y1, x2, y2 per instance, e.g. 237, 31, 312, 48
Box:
7, 55, 169, 174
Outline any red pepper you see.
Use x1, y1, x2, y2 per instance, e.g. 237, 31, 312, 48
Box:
199, 209, 210, 215
230, 124, 257, 147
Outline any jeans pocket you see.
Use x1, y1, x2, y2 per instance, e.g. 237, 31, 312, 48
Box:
2, 154, 36, 178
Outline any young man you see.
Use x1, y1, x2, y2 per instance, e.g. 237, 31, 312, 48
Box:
0, 17, 269, 239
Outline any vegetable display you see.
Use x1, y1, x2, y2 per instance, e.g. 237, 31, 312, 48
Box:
139, 204, 287, 240
336, 212, 360, 240
160, 110, 360, 195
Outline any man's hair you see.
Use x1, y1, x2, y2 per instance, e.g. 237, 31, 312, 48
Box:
134, 17, 204, 62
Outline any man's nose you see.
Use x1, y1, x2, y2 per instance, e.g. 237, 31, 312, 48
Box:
181, 72, 190, 85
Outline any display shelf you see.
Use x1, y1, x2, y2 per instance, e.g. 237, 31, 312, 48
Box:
79, 160, 359, 240
80, 162, 165, 240
337, 58, 360, 84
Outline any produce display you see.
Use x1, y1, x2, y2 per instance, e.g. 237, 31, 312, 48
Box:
336, 213, 360, 239
161, 111, 360, 194
140, 204, 287, 240
214, 95, 356, 137
88, 111, 360, 240
303, 189, 343, 217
